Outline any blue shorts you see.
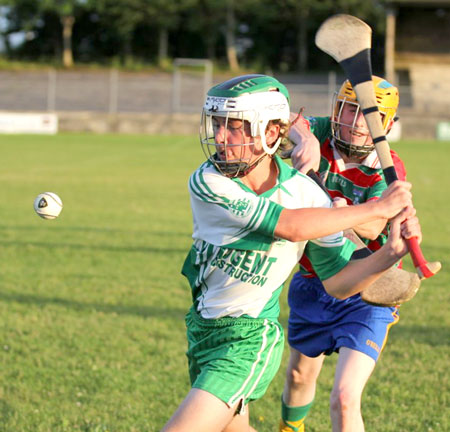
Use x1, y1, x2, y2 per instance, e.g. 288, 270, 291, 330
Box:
287, 273, 399, 362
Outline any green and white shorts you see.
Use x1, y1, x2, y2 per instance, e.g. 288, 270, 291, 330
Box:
185, 307, 284, 411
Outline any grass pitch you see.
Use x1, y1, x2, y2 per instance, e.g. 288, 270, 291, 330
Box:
0, 134, 448, 431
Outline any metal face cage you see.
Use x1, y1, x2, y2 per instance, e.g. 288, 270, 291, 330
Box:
331, 96, 376, 159
200, 110, 258, 178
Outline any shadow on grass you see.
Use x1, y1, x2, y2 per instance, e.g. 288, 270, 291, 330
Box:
1, 239, 187, 254
0, 224, 192, 238
0, 291, 188, 320
391, 324, 449, 347
0, 399, 13, 426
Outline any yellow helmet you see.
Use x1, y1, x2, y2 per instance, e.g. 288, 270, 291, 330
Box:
331, 76, 399, 158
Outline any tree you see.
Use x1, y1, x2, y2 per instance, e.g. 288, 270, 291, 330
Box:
225, 0, 239, 71
1, 0, 388, 72
93, 0, 195, 66
91, 0, 144, 64
40, 0, 89, 67
0, 1, 40, 58
185, 0, 236, 67
188, 0, 257, 71
144, 0, 196, 66
187, 0, 222, 61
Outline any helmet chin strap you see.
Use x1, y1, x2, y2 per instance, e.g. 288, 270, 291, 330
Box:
243, 132, 280, 177
214, 152, 270, 178
260, 124, 281, 155
334, 138, 374, 159
239, 153, 270, 177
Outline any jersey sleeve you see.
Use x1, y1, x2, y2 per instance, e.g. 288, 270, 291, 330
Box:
306, 116, 332, 144
366, 175, 387, 202
188, 165, 283, 250
367, 150, 407, 202
305, 237, 356, 280
391, 150, 407, 181
297, 173, 356, 280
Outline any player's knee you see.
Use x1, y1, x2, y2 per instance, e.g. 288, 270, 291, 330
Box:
286, 364, 318, 388
330, 387, 361, 417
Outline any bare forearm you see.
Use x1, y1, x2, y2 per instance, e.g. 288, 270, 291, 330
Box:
275, 180, 412, 242
322, 248, 398, 299
275, 202, 381, 242
322, 207, 421, 300
353, 218, 387, 240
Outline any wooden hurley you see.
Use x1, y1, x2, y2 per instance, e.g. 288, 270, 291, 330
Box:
314, 14, 441, 279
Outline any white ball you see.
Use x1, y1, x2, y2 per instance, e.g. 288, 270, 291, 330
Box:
34, 192, 63, 220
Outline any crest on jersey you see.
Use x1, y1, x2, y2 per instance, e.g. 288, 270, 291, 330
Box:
352, 188, 364, 204
229, 198, 253, 217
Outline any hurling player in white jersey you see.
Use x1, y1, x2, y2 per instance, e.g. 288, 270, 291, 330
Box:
161, 74, 421, 432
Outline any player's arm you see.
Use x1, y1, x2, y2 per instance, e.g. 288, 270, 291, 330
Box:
333, 197, 387, 240
351, 152, 408, 240
352, 217, 387, 240
322, 207, 422, 299
275, 180, 412, 242
350, 152, 408, 240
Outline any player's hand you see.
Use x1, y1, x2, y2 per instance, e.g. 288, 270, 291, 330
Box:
387, 207, 422, 258
398, 207, 422, 242
291, 141, 321, 173
376, 180, 412, 220
332, 197, 347, 208
289, 112, 321, 173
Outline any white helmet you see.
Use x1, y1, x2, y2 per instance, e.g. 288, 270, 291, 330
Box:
200, 74, 290, 177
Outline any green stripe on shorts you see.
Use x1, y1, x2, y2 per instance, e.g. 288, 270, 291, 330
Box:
185, 307, 284, 407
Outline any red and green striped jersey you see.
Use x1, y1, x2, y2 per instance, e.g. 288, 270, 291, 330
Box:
299, 116, 407, 277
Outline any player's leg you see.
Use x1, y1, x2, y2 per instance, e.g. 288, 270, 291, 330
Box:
281, 274, 331, 432
283, 347, 325, 406
279, 348, 325, 432
329, 303, 399, 431
183, 310, 284, 432
161, 388, 239, 432
329, 347, 375, 432
223, 404, 257, 432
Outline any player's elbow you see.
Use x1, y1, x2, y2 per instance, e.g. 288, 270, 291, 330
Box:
362, 229, 381, 241
276, 229, 309, 243
354, 219, 387, 241
322, 278, 351, 300
275, 210, 314, 242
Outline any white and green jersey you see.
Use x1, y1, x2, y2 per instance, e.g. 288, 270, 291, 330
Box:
182, 155, 355, 320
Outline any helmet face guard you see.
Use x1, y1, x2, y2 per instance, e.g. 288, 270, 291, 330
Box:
331, 98, 376, 158
200, 111, 258, 178
200, 74, 290, 178
331, 76, 399, 160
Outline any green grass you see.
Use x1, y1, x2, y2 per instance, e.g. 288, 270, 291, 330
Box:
0, 134, 448, 431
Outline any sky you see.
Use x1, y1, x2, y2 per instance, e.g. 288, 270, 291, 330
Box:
0, 6, 25, 53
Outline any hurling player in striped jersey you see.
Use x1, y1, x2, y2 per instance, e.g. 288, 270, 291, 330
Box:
161, 74, 420, 432
280, 77, 407, 432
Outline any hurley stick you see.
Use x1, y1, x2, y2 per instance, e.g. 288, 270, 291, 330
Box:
314, 14, 441, 279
